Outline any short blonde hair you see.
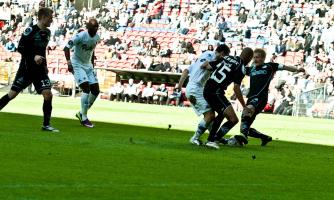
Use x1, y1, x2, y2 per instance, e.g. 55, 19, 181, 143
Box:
254, 48, 266, 59
38, 7, 53, 20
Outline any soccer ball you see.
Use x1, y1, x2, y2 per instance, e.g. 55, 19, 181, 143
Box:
227, 136, 242, 146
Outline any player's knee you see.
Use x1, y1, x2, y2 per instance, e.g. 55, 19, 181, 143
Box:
242, 109, 248, 116
81, 88, 90, 94
230, 117, 239, 125
204, 111, 215, 122
208, 112, 215, 122
42, 90, 53, 101
91, 88, 100, 96
8, 90, 19, 100
241, 114, 249, 122
80, 82, 90, 93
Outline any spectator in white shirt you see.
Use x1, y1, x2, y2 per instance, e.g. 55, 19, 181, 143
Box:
142, 81, 155, 104
122, 78, 138, 102
109, 81, 124, 101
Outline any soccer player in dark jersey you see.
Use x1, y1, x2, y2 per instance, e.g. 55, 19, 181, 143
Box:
0, 8, 58, 132
203, 48, 254, 149
178, 44, 232, 144
240, 48, 305, 145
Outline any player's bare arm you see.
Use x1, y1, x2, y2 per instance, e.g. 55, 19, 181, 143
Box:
63, 46, 73, 73
242, 104, 256, 118
91, 51, 95, 67
233, 83, 247, 109
283, 65, 305, 73
178, 69, 189, 90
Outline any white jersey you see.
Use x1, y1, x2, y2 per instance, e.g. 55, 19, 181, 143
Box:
187, 51, 216, 87
66, 31, 100, 65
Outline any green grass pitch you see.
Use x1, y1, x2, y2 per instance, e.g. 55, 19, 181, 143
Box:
0, 93, 334, 200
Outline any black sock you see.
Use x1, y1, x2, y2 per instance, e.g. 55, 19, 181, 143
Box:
43, 100, 52, 126
240, 115, 252, 136
0, 94, 10, 110
207, 114, 224, 142
215, 121, 235, 141
249, 128, 269, 139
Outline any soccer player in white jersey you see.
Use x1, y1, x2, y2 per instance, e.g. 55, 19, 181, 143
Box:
178, 44, 237, 145
64, 18, 100, 128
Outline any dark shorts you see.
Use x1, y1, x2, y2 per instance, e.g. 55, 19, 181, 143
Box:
203, 87, 231, 114
11, 65, 52, 94
247, 96, 268, 114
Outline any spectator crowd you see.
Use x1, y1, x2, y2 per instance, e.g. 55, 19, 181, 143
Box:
0, 0, 333, 115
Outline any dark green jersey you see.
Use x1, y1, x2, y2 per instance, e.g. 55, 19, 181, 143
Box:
245, 62, 284, 99
205, 56, 246, 92
18, 25, 51, 68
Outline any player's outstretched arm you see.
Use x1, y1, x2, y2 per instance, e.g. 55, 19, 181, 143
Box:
178, 69, 189, 90
282, 65, 305, 73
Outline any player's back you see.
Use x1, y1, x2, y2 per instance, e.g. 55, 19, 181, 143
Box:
70, 31, 100, 64
205, 56, 245, 92
188, 51, 216, 87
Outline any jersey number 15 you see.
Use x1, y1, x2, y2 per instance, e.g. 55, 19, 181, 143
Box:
211, 62, 232, 83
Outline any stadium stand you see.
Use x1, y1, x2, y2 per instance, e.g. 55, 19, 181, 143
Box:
0, 0, 334, 116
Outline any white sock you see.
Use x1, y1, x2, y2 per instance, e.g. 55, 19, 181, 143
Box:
81, 92, 89, 121
193, 119, 209, 139
88, 93, 97, 109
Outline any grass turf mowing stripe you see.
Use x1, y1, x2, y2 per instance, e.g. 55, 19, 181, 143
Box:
0, 93, 334, 146
1, 111, 334, 199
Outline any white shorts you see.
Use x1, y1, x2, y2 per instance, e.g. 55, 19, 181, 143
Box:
186, 84, 211, 116
72, 62, 98, 85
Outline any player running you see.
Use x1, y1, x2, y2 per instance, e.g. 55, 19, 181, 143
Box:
239, 48, 305, 145
203, 48, 254, 149
178, 44, 244, 146
64, 18, 100, 128
0, 8, 59, 132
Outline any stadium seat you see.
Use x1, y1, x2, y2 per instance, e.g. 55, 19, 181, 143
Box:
284, 55, 294, 64
286, 51, 296, 57
59, 68, 68, 74
284, 60, 294, 66
275, 56, 285, 64
183, 100, 191, 107
47, 67, 55, 74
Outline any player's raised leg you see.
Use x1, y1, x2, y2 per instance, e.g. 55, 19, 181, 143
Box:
249, 128, 272, 146
240, 104, 272, 145
0, 66, 31, 110
0, 90, 19, 110
240, 105, 256, 138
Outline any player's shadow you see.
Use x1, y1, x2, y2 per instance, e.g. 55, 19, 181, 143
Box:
0, 112, 309, 153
